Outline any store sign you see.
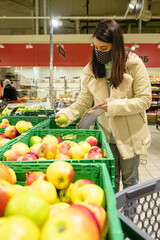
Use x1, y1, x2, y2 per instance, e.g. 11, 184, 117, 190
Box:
0, 43, 159, 67
139, 56, 149, 63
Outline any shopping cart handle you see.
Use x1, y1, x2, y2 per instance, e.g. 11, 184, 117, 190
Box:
126, 180, 157, 199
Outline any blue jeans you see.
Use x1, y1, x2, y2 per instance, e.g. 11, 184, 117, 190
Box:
109, 143, 140, 193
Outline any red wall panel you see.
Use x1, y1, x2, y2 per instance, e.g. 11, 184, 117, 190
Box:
0, 43, 159, 67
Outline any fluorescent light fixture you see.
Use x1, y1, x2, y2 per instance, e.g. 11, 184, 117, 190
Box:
131, 44, 140, 50
129, 0, 137, 9
26, 43, 33, 49
0, 44, 5, 48
52, 18, 62, 27
52, 19, 59, 27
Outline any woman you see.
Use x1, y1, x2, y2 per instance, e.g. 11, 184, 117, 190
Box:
55, 20, 152, 192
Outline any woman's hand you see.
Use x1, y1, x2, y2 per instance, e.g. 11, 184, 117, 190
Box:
92, 101, 107, 112
55, 113, 68, 126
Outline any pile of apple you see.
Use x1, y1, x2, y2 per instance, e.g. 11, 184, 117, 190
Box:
2, 134, 104, 161
0, 119, 33, 148
0, 160, 107, 240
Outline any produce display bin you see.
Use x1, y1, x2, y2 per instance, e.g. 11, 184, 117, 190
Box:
115, 178, 160, 240
2, 162, 123, 240
0, 128, 115, 190
0, 116, 48, 151
0, 116, 48, 130
15, 109, 54, 117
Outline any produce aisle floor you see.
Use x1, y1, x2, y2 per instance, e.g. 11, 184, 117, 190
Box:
120, 125, 160, 190
139, 125, 160, 183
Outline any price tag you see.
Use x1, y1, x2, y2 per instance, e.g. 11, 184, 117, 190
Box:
0, 100, 8, 114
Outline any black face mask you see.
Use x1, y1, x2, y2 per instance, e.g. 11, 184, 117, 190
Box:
95, 49, 112, 64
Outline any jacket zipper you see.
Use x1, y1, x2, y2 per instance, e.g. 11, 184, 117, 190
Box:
125, 116, 136, 155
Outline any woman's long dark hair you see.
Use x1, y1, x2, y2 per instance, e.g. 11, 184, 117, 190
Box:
91, 20, 126, 88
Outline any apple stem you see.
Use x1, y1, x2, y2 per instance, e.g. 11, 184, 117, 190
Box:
58, 225, 66, 232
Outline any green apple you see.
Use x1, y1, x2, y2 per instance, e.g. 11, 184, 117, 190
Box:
0, 216, 40, 240
4, 189, 50, 227
29, 136, 42, 147
57, 114, 68, 124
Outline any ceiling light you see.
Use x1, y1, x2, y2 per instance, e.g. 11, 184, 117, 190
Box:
52, 18, 62, 27
158, 44, 160, 49
26, 43, 33, 49
131, 44, 140, 50
129, 0, 137, 9
52, 19, 59, 27
0, 44, 5, 48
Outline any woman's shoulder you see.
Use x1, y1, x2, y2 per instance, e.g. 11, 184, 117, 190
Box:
125, 51, 143, 69
83, 62, 94, 76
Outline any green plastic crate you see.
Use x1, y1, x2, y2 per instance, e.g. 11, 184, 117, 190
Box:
1, 161, 123, 240
0, 116, 47, 151
37, 117, 99, 130
0, 128, 115, 190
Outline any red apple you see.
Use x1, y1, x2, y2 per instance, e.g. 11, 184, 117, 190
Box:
56, 137, 61, 144
55, 153, 70, 160
11, 142, 30, 155
6, 166, 17, 184
25, 171, 47, 186
87, 152, 103, 159
38, 143, 57, 160
5, 126, 18, 139
57, 147, 71, 158
85, 136, 98, 147
89, 146, 102, 154
0, 179, 16, 217
57, 141, 71, 150
71, 179, 95, 203
79, 202, 107, 237
71, 204, 100, 232
0, 133, 6, 140
17, 153, 38, 161
0, 163, 13, 183
2, 150, 21, 161
0, 123, 10, 128
46, 161, 74, 189
25, 152, 38, 160
41, 204, 101, 240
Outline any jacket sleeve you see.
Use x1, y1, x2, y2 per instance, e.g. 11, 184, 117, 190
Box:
107, 59, 152, 117
57, 74, 94, 126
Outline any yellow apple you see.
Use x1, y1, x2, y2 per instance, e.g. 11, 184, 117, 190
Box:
46, 161, 74, 189
49, 202, 70, 216
30, 179, 57, 204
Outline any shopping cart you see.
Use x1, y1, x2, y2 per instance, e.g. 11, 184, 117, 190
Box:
115, 178, 160, 240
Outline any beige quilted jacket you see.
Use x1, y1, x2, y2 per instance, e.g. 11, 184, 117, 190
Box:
58, 52, 152, 161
